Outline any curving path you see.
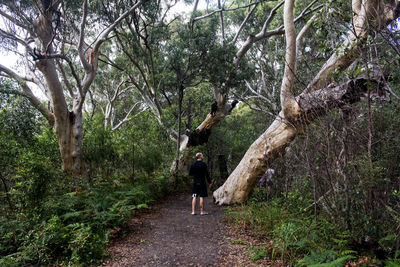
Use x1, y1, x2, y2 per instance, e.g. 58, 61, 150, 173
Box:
101, 193, 269, 267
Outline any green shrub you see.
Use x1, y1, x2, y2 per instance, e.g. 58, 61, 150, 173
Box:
225, 194, 358, 265
1, 169, 173, 266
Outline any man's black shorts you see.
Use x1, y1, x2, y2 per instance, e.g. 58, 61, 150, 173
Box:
192, 183, 208, 197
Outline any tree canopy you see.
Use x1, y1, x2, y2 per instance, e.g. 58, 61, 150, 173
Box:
1, 0, 400, 265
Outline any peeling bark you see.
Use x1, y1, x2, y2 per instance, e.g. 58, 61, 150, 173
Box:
214, 68, 390, 204
213, 0, 400, 205
0, 0, 143, 176
214, 113, 297, 204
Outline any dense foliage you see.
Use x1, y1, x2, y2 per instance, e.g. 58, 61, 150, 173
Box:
224, 100, 400, 265
0, 92, 174, 265
1, 0, 400, 266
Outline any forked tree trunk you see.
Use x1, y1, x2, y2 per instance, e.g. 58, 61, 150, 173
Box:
33, 11, 85, 175
38, 59, 85, 175
171, 90, 236, 173
213, 0, 400, 204
214, 68, 390, 204
31, 0, 143, 176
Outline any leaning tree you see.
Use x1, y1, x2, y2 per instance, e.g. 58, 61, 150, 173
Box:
214, 0, 400, 204
0, 0, 143, 175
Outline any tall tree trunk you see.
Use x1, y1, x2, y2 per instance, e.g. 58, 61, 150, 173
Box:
57, 109, 84, 175
0, 0, 144, 176
171, 90, 237, 174
34, 12, 85, 175
213, 0, 399, 204
214, 69, 390, 204
171, 84, 185, 184
214, 113, 297, 204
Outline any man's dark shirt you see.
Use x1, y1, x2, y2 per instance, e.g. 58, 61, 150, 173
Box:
189, 160, 211, 185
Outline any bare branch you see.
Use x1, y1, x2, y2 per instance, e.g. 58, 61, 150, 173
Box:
295, 12, 320, 69
306, 0, 400, 92
234, 0, 324, 66
218, 0, 225, 42
0, 28, 33, 53
230, 3, 258, 45
261, 0, 285, 35
0, 10, 32, 33
111, 102, 145, 132
245, 80, 270, 102
192, 1, 260, 23
245, 79, 278, 110
234, 1, 284, 66
78, 0, 91, 72
0, 64, 54, 125
0, 64, 41, 86
128, 73, 163, 119
56, 59, 75, 98
111, 79, 128, 103
91, 0, 144, 64
46, 53, 82, 94
78, 0, 143, 111
240, 96, 275, 116
192, 0, 200, 14
98, 54, 124, 71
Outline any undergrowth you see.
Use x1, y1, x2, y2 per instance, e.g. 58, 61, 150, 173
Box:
224, 187, 400, 266
0, 167, 172, 266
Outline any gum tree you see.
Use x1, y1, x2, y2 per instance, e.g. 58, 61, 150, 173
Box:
0, 0, 143, 175
213, 0, 400, 204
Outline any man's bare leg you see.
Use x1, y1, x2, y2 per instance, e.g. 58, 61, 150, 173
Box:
200, 197, 208, 215
192, 196, 197, 215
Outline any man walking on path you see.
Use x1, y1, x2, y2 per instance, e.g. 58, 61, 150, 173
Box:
189, 152, 212, 215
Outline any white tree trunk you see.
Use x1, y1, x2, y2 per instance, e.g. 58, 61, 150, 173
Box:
0, 0, 143, 176
214, 68, 390, 204
57, 110, 84, 174
214, 0, 399, 204
214, 114, 297, 204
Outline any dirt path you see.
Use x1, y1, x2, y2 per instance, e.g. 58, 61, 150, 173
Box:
101, 193, 269, 267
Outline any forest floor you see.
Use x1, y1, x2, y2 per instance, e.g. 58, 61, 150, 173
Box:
101, 192, 277, 267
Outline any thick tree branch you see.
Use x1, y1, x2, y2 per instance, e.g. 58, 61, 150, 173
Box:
77, 0, 143, 111
296, 13, 319, 66
214, 0, 400, 205
192, 1, 261, 23
192, 0, 200, 14
55, 59, 75, 98
78, 0, 91, 73
230, 3, 258, 45
234, 0, 323, 66
111, 102, 144, 132
214, 67, 390, 204
0, 64, 40, 86
91, 0, 144, 69
0, 64, 54, 125
280, 0, 299, 119
306, 0, 400, 92
47, 53, 82, 95
234, 0, 284, 66
218, 0, 225, 42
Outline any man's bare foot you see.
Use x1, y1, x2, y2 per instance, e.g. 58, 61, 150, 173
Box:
191, 212, 196, 215
200, 212, 208, 215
